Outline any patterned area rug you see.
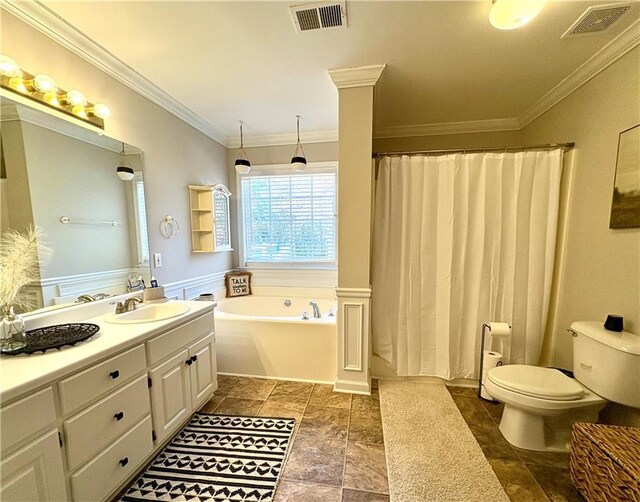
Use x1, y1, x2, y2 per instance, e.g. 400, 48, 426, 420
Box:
120, 413, 296, 502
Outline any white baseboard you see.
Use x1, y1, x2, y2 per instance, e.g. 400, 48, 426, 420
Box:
334, 379, 371, 395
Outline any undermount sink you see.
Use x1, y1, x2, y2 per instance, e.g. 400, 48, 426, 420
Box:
104, 302, 191, 324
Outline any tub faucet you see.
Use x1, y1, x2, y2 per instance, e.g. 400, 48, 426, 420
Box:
309, 301, 322, 319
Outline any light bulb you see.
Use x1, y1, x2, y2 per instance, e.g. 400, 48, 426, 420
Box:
71, 105, 87, 119
65, 89, 86, 106
489, 0, 547, 30
33, 73, 57, 93
89, 103, 111, 119
8, 77, 27, 93
43, 91, 60, 106
0, 54, 20, 77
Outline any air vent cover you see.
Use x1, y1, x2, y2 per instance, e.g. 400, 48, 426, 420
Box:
290, 1, 347, 32
562, 4, 630, 38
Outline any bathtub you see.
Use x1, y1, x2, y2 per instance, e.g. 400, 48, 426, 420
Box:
215, 295, 337, 382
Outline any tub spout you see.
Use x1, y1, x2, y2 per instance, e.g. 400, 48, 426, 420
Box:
309, 301, 322, 319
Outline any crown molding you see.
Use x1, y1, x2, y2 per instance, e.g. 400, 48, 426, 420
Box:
2, 0, 229, 146
518, 17, 640, 128
228, 130, 338, 149
328, 64, 386, 89
374, 118, 521, 139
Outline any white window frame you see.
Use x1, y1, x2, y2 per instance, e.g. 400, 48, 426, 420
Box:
236, 161, 337, 270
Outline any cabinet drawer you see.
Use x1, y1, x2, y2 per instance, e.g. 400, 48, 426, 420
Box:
1, 387, 56, 452
64, 375, 151, 471
70, 415, 153, 502
146, 313, 212, 365
59, 344, 146, 416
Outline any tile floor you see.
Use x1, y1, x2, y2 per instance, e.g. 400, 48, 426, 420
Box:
202, 375, 389, 502
203, 376, 584, 502
447, 386, 584, 502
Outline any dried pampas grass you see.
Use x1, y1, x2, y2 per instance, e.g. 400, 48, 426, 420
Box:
0, 226, 50, 311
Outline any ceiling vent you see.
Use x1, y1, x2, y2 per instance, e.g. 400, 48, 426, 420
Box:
290, 1, 347, 33
562, 4, 631, 38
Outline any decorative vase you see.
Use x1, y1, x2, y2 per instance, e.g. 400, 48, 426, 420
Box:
0, 305, 27, 353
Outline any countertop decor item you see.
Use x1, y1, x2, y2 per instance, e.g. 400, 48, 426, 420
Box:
0, 226, 50, 316
0, 306, 26, 353
0, 323, 100, 356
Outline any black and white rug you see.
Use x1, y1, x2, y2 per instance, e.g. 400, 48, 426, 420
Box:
120, 413, 296, 502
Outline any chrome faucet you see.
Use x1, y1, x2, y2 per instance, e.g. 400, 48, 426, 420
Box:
114, 297, 143, 314
75, 294, 95, 304
309, 301, 322, 319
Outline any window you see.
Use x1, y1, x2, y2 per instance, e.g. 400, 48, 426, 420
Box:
132, 173, 150, 266
240, 165, 336, 267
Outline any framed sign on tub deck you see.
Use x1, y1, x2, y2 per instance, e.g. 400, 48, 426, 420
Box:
225, 271, 252, 297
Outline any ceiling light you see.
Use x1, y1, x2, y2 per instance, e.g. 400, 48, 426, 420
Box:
0, 54, 21, 77
235, 122, 251, 175
116, 142, 135, 181
489, 0, 547, 30
291, 115, 307, 172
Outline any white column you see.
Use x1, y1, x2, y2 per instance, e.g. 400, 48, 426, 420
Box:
328, 65, 385, 395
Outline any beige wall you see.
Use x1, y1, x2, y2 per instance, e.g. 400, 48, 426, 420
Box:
521, 46, 640, 371
226, 141, 338, 267
1, 13, 232, 285
373, 130, 523, 154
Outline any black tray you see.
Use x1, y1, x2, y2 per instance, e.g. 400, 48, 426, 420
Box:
2, 323, 100, 356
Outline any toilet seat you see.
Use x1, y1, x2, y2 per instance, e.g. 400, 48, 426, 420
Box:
487, 365, 584, 401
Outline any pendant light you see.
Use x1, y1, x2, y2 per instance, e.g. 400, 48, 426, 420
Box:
291, 115, 307, 172
234, 122, 251, 175
489, 0, 547, 30
116, 142, 134, 181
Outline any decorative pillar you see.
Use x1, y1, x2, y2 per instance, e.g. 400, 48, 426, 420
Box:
328, 65, 385, 395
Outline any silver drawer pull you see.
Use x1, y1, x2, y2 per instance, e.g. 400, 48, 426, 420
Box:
580, 362, 592, 370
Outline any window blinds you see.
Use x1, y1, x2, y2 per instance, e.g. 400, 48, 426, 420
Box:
241, 171, 336, 265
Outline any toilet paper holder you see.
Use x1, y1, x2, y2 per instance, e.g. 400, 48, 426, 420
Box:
477, 322, 511, 401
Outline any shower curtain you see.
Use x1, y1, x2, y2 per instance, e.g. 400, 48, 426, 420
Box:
371, 150, 563, 379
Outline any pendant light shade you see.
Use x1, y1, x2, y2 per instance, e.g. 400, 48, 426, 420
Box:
291, 115, 307, 172
235, 122, 251, 175
116, 142, 134, 181
489, 0, 547, 30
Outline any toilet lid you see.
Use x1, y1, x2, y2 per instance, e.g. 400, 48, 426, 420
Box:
487, 365, 585, 401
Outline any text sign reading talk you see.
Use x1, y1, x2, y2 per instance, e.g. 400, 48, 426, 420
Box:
225, 272, 252, 298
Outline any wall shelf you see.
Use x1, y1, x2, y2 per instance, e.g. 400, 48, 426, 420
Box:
187, 184, 232, 253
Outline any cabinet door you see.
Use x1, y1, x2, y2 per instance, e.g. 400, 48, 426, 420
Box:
149, 348, 192, 444
189, 334, 217, 409
1, 430, 67, 502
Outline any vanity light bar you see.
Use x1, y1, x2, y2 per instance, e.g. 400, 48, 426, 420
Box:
0, 54, 109, 129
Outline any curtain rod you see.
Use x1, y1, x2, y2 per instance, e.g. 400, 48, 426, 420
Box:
373, 142, 575, 158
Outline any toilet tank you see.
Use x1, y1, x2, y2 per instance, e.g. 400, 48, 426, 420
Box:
571, 321, 640, 408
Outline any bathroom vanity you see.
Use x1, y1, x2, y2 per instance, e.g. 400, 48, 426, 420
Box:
0, 300, 217, 502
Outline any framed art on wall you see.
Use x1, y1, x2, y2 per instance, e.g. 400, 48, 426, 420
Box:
610, 124, 640, 229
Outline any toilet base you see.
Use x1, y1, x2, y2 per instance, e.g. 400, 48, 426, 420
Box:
498, 404, 602, 452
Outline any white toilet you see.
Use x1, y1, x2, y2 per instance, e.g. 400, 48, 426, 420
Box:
484, 321, 640, 452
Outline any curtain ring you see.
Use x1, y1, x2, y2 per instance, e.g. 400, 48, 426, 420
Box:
160, 215, 179, 239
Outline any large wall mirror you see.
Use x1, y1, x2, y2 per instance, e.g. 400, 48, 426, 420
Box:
0, 95, 151, 315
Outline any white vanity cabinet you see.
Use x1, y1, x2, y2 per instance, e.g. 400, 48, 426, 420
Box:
148, 313, 217, 443
0, 301, 217, 502
0, 388, 67, 501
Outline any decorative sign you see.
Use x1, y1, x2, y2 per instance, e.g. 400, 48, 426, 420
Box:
225, 271, 252, 298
